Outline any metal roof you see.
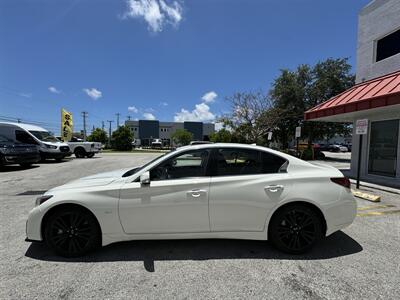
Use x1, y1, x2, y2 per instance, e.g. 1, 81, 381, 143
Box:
304, 69, 400, 121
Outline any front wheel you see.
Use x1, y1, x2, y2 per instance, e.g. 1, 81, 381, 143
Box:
44, 208, 100, 257
74, 148, 86, 158
269, 204, 323, 254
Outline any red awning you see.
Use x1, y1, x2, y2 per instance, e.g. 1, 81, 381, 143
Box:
304, 70, 400, 121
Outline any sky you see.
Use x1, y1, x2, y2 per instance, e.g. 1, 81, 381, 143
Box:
0, 0, 369, 134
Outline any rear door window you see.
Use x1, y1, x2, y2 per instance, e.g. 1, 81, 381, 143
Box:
215, 148, 286, 176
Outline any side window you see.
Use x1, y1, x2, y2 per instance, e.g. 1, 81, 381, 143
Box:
216, 148, 287, 176
216, 148, 262, 176
15, 130, 37, 145
261, 152, 287, 173
150, 149, 210, 181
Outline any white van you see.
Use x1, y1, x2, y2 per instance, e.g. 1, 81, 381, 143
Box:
0, 122, 72, 161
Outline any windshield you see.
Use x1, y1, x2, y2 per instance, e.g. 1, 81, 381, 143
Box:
122, 152, 171, 177
29, 131, 59, 142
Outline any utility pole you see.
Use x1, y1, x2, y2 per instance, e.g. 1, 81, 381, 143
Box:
107, 120, 114, 147
102, 121, 105, 131
116, 113, 120, 128
81, 111, 88, 141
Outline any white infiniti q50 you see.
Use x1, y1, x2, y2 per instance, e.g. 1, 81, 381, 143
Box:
26, 143, 356, 257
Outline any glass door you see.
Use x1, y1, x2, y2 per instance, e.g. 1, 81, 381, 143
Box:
368, 119, 399, 177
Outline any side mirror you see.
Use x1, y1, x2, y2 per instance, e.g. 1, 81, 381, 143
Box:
140, 171, 150, 185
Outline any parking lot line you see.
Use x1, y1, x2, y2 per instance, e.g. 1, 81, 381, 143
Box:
357, 204, 396, 211
356, 210, 400, 217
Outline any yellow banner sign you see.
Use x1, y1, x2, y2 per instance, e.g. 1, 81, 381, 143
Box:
61, 109, 73, 142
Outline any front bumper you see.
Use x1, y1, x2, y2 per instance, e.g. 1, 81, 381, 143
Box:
40, 151, 72, 159
25, 206, 44, 242
2, 153, 41, 165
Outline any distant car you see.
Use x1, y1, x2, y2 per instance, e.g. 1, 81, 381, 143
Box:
26, 143, 356, 257
190, 141, 214, 145
0, 134, 40, 168
329, 144, 348, 152
151, 139, 162, 148
131, 138, 141, 148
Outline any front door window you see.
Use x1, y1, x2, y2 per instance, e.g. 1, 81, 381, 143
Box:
368, 119, 399, 177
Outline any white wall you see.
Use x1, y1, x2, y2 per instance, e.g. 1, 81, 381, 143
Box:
356, 0, 400, 83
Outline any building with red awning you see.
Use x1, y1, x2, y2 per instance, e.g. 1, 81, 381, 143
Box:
304, 0, 400, 187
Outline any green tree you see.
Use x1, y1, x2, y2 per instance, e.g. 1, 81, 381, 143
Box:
210, 128, 232, 143
87, 128, 107, 144
270, 58, 355, 147
111, 126, 133, 150
171, 129, 193, 146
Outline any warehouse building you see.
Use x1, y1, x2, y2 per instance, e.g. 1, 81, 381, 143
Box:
305, 0, 400, 188
125, 120, 215, 146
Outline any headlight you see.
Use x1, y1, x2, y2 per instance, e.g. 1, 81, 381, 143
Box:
45, 144, 57, 149
35, 195, 53, 206
0, 147, 15, 154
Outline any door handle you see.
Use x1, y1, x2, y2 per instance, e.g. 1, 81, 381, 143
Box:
265, 185, 284, 193
187, 189, 206, 198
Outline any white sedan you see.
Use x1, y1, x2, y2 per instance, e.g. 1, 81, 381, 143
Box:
26, 143, 356, 257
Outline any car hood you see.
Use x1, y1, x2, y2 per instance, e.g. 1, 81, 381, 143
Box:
47, 168, 134, 192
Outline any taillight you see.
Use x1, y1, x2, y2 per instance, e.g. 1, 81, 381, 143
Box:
331, 177, 351, 188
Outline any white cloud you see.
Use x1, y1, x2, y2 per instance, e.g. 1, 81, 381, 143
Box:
143, 112, 156, 120
214, 122, 224, 131
201, 91, 217, 103
174, 102, 215, 122
128, 105, 138, 113
160, 101, 168, 106
48, 86, 61, 94
123, 0, 183, 32
83, 88, 102, 100
18, 92, 32, 98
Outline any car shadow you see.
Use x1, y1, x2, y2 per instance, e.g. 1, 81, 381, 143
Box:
25, 231, 362, 272
0, 165, 39, 172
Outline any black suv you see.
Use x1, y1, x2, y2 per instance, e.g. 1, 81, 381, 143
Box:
0, 135, 40, 168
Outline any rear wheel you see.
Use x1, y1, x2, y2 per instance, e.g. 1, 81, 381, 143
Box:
74, 148, 86, 158
269, 204, 323, 254
44, 208, 100, 257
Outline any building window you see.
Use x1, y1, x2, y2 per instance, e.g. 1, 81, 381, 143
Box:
376, 29, 400, 62
368, 119, 399, 177
134, 127, 137, 131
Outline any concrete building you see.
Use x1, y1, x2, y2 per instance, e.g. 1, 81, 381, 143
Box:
305, 0, 400, 188
125, 120, 215, 146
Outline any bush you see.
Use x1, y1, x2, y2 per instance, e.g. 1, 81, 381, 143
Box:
111, 126, 133, 150
87, 128, 107, 144
171, 129, 193, 146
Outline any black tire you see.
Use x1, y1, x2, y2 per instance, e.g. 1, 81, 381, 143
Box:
74, 148, 86, 158
269, 204, 323, 254
44, 208, 100, 257
86, 153, 95, 158
55, 158, 63, 162
20, 163, 32, 168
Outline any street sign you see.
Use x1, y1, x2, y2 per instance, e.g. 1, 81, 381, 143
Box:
356, 119, 368, 135
267, 132, 273, 141
295, 126, 301, 138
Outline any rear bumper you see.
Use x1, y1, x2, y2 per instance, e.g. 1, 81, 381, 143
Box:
325, 189, 357, 236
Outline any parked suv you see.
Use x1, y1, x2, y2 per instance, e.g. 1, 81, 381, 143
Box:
0, 122, 71, 161
0, 134, 40, 168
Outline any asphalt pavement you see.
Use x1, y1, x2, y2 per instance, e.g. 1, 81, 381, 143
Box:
1, 153, 399, 299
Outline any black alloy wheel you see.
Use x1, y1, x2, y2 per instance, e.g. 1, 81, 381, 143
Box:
44, 208, 100, 257
75, 148, 86, 158
269, 204, 323, 254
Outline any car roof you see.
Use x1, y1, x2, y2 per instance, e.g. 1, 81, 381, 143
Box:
0, 121, 48, 132
176, 143, 308, 165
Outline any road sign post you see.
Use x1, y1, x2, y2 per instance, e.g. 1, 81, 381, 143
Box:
295, 127, 301, 155
355, 119, 368, 189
